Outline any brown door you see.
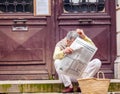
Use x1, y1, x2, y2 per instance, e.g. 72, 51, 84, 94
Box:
0, 0, 54, 80
55, 0, 116, 78
0, 0, 116, 80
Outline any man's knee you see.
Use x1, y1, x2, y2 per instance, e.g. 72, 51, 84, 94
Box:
92, 58, 102, 68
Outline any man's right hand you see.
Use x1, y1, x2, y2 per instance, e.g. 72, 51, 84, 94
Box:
63, 47, 73, 54
76, 29, 86, 39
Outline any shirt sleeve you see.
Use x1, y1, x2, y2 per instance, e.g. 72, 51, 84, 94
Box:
53, 47, 65, 60
83, 36, 95, 46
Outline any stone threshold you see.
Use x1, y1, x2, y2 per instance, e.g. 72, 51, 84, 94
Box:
0, 79, 120, 84
0, 80, 62, 84
0, 79, 120, 93
22, 92, 120, 94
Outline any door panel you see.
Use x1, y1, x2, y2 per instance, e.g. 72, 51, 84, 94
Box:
0, 15, 52, 79
59, 25, 110, 63
55, 0, 116, 78
0, 0, 53, 80
0, 26, 46, 64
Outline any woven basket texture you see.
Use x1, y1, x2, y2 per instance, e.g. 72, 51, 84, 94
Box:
77, 71, 110, 94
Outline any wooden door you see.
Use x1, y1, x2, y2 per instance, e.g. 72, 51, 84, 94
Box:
0, 0, 116, 80
55, 0, 116, 78
0, 0, 54, 80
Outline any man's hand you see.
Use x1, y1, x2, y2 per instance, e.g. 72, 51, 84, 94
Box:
63, 47, 73, 54
76, 29, 86, 39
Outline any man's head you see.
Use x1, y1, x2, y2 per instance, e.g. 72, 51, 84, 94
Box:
66, 30, 79, 46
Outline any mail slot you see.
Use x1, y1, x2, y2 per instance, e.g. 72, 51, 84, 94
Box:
12, 26, 28, 31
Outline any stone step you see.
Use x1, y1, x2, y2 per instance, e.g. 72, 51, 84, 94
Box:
22, 92, 120, 94
0, 79, 120, 93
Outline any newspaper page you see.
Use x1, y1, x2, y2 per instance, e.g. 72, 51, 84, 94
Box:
59, 37, 98, 78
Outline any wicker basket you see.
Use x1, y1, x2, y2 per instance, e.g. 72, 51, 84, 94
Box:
77, 71, 110, 94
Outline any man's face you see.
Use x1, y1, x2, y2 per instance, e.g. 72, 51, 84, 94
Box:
66, 38, 75, 47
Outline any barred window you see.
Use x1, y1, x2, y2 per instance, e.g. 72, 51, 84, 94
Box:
63, 0, 105, 13
0, 0, 33, 13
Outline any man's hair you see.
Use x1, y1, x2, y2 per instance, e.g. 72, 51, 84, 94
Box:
66, 30, 79, 40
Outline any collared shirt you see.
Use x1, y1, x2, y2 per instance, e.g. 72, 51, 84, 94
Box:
53, 36, 95, 60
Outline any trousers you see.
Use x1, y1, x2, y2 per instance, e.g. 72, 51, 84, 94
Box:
54, 58, 102, 87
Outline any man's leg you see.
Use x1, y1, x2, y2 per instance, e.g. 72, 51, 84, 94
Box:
81, 58, 102, 78
54, 60, 72, 87
54, 60, 73, 92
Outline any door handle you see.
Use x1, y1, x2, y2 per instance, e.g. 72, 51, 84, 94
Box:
13, 19, 27, 24
78, 19, 93, 24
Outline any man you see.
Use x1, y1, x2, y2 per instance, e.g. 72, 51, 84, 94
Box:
53, 29, 101, 93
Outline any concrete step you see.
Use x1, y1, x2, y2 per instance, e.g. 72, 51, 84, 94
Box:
0, 79, 120, 93
22, 92, 120, 94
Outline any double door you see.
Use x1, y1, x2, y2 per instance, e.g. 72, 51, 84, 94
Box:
0, 0, 116, 80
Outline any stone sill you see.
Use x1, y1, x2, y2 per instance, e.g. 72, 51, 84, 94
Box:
0, 79, 120, 93
0, 79, 120, 84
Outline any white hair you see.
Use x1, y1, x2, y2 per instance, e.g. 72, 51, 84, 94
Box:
66, 30, 79, 40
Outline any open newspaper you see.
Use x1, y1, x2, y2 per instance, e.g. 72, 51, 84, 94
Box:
59, 37, 98, 78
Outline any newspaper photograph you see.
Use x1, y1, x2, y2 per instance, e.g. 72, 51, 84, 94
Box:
59, 37, 98, 78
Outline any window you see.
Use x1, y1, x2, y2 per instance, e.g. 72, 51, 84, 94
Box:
63, 0, 105, 13
0, 0, 33, 13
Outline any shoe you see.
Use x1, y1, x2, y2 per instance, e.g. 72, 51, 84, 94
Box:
62, 87, 73, 93
76, 87, 81, 92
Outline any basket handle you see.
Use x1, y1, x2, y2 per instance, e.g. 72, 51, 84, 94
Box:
97, 71, 105, 79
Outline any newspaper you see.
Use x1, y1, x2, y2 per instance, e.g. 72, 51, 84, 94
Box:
59, 37, 98, 78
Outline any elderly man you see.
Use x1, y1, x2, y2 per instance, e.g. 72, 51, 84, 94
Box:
53, 29, 101, 93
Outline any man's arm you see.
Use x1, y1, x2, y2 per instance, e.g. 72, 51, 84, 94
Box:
53, 47, 65, 60
53, 47, 73, 60
76, 29, 95, 46
83, 36, 95, 46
